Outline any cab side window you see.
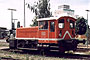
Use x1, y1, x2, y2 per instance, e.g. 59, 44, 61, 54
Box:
50, 22, 55, 32
58, 19, 64, 28
39, 21, 48, 29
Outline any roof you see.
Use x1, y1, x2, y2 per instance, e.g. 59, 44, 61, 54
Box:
17, 26, 38, 29
37, 16, 59, 21
37, 15, 75, 21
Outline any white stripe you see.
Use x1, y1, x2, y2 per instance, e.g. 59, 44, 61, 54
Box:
16, 37, 75, 40
39, 38, 63, 40
63, 31, 73, 39
16, 38, 38, 40
16, 31, 74, 40
16, 38, 63, 40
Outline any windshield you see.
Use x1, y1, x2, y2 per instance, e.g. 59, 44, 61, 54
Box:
70, 20, 75, 29
58, 19, 64, 28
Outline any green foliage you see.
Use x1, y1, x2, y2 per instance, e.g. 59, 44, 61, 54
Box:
37, 0, 51, 18
27, 0, 52, 26
75, 17, 87, 35
30, 17, 38, 26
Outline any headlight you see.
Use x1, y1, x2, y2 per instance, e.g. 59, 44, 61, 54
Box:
59, 30, 62, 37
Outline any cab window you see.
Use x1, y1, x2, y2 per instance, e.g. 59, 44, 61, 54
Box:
70, 20, 74, 29
58, 19, 64, 28
39, 21, 48, 29
50, 22, 55, 32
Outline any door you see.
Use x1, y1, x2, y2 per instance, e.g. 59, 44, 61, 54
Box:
39, 21, 48, 38
49, 21, 55, 38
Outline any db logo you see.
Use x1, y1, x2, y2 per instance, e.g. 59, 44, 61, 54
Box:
41, 32, 46, 36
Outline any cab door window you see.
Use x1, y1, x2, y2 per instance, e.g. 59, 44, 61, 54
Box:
50, 22, 55, 32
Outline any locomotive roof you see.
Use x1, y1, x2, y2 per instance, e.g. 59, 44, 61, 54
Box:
37, 17, 59, 21
37, 16, 75, 21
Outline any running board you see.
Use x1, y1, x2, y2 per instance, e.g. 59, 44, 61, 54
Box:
18, 47, 38, 50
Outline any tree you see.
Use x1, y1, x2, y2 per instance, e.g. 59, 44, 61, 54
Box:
37, 0, 51, 18
30, 16, 38, 26
27, 0, 52, 26
75, 17, 87, 35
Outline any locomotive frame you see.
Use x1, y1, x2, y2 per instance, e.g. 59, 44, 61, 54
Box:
8, 16, 85, 53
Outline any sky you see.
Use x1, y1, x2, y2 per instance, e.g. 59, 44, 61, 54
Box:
0, 0, 90, 29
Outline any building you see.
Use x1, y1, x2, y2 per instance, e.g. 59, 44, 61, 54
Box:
0, 27, 8, 39
54, 5, 75, 17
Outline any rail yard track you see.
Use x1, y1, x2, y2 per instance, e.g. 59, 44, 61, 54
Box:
0, 47, 89, 60
0, 39, 90, 60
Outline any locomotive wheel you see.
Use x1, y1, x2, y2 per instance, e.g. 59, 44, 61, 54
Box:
38, 47, 50, 55
44, 47, 50, 55
73, 44, 77, 51
39, 49, 45, 55
72, 40, 78, 51
9, 40, 17, 49
59, 46, 65, 53
58, 41, 65, 53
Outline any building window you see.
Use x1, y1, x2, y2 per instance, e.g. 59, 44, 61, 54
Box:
50, 22, 55, 32
58, 19, 64, 28
39, 21, 48, 30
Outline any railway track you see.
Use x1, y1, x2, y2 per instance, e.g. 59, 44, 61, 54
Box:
0, 40, 89, 60
77, 48, 90, 52
1, 47, 90, 60
0, 57, 21, 60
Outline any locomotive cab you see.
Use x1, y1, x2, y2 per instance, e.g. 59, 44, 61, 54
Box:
37, 16, 85, 52
58, 17, 76, 40
38, 16, 76, 42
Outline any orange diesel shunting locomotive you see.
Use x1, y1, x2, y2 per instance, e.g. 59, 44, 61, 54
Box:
9, 16, 85, 53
